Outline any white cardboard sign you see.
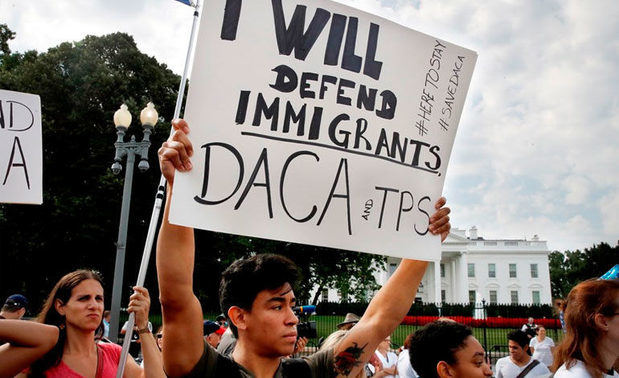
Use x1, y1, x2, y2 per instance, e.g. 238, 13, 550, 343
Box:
170, 0, 477, 260
0, 89, 43, 205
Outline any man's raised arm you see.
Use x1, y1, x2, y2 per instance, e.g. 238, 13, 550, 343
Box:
332, 198, 451, 377
156, 119, 204, 376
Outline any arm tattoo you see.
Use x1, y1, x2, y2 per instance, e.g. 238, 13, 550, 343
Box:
333, 342, 367, 376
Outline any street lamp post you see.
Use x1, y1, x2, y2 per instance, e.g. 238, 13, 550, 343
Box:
108, 102, 158, 343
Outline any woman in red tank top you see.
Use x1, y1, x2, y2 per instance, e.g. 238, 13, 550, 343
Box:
22, 270, 163, 378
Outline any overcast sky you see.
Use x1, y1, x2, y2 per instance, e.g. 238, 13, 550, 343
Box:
2, 0, 618, 252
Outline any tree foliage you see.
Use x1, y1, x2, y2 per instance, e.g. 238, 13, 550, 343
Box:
0, 23, 15, 55
0, 30, 181, 311
0, 27, 386, 314
548, 242, 618, 299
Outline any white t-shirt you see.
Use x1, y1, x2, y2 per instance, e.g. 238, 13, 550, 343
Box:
529, 336, 554, 366
554, 360, 619, 378
396, 349, 418, 378
495, 356, 551, 378
368, 350, 397, 378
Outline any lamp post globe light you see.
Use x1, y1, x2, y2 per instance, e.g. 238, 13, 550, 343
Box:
108, 102, 158, 343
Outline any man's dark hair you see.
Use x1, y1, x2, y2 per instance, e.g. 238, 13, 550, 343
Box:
219, 253, 299, 337
507, 330, 530, 349
409, 321, 473, 378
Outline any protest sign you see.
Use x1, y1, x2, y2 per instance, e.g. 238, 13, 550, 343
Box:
0, 89, 42, 205
169, 0, 477, 260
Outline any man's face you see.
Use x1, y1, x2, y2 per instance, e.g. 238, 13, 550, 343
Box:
1, 307, 25, 319
508, 340, 528, 363
243, 283, 299, 357
378, 337, 391, 352
205, 332, 222, 348
528, 317, 534, 324
443, 336, 492, 378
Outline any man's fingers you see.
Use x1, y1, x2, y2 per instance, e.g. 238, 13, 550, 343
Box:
430, 214, 450, 230
434, 222, 451, 236
132, 286, 150, 297
170, 129, 193, 157
159, 145, 185, 171
430, 206, 451, 223
434, 196, 446, 210
165, 140, 191, 167
171, 118, 190, 134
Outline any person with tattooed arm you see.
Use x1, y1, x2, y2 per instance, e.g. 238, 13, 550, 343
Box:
156, 119, 451, 377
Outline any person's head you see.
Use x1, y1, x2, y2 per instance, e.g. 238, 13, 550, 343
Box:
537, 326, 546, 340
216, 314, 227, 327
377, 335, 392, 353
507, 330, 531, 363
552, 278, 619, 376
203, 320, 225, 348
1, 294, 28, 319
409, 321, 492, 378
336, 313, 360, 330
31, 269, 104, 375
103, 310, 111, 322
403, 332, 414, 350
156, 325, 164, 350
219, 253, 300, 356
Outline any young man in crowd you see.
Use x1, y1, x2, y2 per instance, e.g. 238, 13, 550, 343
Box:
409, 320, 493, 378
156, 119, 451, 377
203, 320, 225, 348
495, 330, 550, 378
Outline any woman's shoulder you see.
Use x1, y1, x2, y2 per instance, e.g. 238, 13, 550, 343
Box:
554, 360, 591, 378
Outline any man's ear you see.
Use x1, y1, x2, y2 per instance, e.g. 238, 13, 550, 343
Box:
593, 313, 609, 331
228, 306, 248, 332
17, 307, 26, 318
437, 361, 455, 378
54, 299, 65, 316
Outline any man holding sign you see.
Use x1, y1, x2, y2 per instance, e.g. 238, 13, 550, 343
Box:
156, 119, 451, 377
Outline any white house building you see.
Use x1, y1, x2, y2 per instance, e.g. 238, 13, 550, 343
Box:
318, 227, 553, 305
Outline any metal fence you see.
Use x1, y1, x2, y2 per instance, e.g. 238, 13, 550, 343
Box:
127, 304, 564, 366
291, 303, 564, 365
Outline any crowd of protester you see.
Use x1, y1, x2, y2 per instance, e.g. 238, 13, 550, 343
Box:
0, 119, 617, 378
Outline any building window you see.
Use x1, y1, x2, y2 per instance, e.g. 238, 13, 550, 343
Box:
468, 263, 475, 277
488, 263, 496, 278
489, 290, 497, 304
321, 289, 328, 302
530, 264, 539, 278
532, 291, 541, 304
441, 290, 446, 303
511, 290, 519, 304
440, 263, 445, 278
469, 290, 476, 303
509, 264, 517, 278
